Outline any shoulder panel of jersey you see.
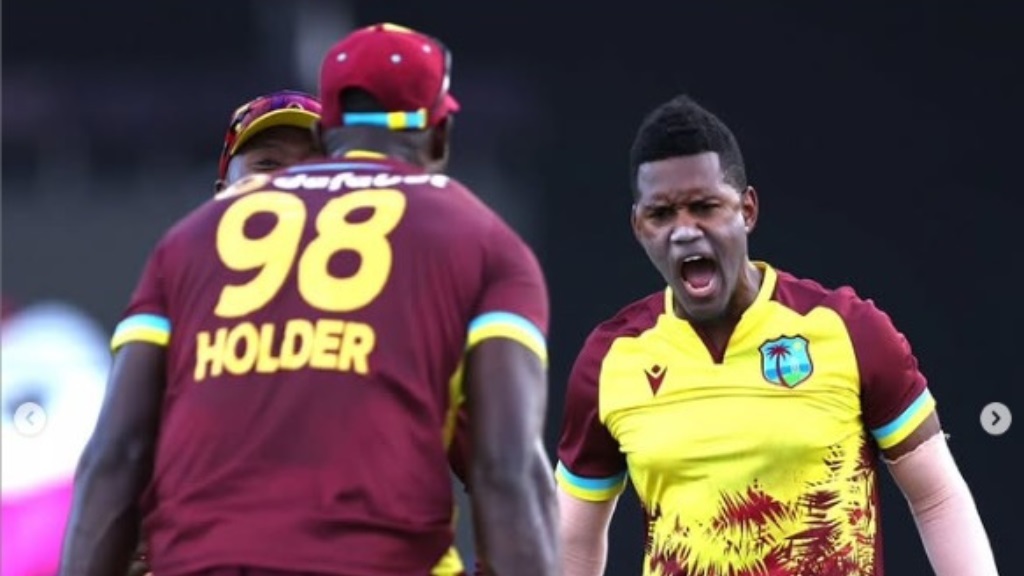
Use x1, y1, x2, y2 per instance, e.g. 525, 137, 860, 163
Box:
109, 201, 220, 352
554, 292, 662, 501
773, 269, 934, 450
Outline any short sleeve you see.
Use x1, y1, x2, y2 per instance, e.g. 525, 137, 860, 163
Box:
465, 218, 549, 365
110, 240, 172, 352
844, 296, 935, 450
556, 328, 628, 501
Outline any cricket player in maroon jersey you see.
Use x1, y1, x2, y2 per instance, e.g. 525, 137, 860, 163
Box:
129, 90, 483, 576
59, 22, 559, 576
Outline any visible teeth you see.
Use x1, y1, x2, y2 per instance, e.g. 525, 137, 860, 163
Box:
683, 255, 704, 263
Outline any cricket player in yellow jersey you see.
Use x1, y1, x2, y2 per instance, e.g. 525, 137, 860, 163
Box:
556, 94, 999, 575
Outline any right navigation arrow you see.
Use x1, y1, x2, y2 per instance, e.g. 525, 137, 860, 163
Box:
980, 402, 1011, 436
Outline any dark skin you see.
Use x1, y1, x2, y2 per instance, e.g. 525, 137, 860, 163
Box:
59, 344, 165, 576
214, 125, 321, 192
630, 151, 940, 462
61, 119, 559, 576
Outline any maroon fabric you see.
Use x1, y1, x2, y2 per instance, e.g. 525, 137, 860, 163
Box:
319, 23, 459, 129
122, 155, 547, 575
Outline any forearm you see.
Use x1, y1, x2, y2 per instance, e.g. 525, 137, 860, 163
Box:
472, 464, 559, 575
60, 449, 150, 576
888, 434, 999, 575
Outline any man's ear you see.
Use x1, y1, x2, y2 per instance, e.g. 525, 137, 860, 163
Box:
430, 116, 452, 162
741, 185, 759, 234
311, 121, 326, 153
630, 203, 642, 241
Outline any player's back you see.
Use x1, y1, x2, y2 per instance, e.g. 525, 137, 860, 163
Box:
137, 154, 543, 575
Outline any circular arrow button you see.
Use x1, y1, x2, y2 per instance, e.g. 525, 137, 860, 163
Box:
980, 402, 1011, 436
13, 402, 48, 437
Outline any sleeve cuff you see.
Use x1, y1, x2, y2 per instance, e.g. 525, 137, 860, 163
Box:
466, 311, 547, 365
555, 461, 627, 502
871, 388, 936, 449
111, 313, 171, 351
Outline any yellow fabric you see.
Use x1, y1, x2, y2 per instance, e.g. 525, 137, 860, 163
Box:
466, 323, 548, 366
342, 149, 388, 159
110, 327, 169, 351
230, 108, 319, 155
586, 265, 933, 575
431, 545, 466, 575
555, 462, 626, 502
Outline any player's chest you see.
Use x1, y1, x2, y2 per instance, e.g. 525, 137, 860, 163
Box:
598, 321, 863, 461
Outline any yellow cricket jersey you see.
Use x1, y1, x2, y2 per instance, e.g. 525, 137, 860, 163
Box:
556, 263, 935, 576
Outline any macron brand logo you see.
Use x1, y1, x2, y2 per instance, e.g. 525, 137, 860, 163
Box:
272, 172, 450, 192
644, 365, 667, 395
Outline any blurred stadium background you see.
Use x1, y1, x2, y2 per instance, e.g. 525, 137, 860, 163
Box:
2, 1, 1020, 574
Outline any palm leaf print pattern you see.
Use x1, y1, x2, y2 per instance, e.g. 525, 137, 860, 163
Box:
646, 437, 878, 576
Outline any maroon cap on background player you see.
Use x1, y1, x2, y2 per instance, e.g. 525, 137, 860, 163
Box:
319, 22, 460, 131
216, 90, 322, 181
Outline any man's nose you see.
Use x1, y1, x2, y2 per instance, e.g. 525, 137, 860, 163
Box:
669, 214, 702, 243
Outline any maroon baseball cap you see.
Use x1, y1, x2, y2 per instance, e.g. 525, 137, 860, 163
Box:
217, 90, 322, 181
319, 23, 460, 130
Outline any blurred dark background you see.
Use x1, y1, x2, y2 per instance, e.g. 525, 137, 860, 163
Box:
3, 1, 1020, 573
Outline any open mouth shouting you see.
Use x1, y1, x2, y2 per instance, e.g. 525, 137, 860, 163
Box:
678, 254, 720, 300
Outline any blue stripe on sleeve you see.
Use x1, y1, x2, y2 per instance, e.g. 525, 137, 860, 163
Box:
870, 389, 934, 440
555, 461, 627, 491
114, 313, 171, 334
468, 311, 545, 346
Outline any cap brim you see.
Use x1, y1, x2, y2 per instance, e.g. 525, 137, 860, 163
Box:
442, 93, 461, 115
230, 108, 320, 155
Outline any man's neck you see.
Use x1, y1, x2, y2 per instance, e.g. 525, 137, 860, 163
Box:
331, 144, 420, 165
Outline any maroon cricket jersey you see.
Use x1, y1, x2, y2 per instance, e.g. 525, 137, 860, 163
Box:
110, 153, 549, 575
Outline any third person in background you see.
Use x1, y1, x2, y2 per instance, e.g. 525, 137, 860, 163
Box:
61, 22, 559, 576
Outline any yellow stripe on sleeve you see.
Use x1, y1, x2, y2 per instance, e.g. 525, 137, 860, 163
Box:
466, 311, 547, 365
110, 314, 171, 351
872, 389, 937, 449
555, 461, 627, 502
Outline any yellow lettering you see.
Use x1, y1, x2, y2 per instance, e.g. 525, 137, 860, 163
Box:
310, 319, 345, 370
223, 322, 259, 375
338, 321, 375, 375
255, 322, 281, 373
195, 328, 228, 381
193, 318, 377, 381
280, 318, 314, 369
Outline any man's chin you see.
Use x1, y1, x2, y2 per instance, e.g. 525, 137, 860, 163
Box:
673, 291, 727, 324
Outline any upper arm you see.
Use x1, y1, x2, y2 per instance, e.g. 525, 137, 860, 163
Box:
844, 295, 939, 459
558, 484, 619, 535
88, 344, 166, 461
558, 485, 618, 576
110, 242, 172, 353
464, 220, 549, 467
88, 244, 172, 462
555, 330, 628, 502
